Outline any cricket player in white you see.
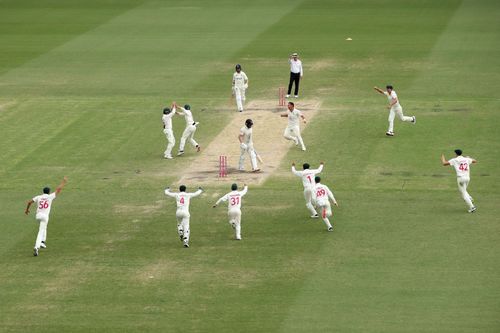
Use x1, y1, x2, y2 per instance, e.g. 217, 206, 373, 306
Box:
281, 101, 307, 151
213, 183, 248, 240
313, 176, 338, 231
232, 64, 248, 112
162, 103, 176, 159
164, 185, 203, 248
24, 176, 67, 256
292, 161, 324, 217
441, 149, 477, 213
176, 103, 201, 155
238, 119, 260, 172
374, 85, 416, 136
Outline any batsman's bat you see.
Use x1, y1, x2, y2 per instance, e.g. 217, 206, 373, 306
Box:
254, 150, 264, 164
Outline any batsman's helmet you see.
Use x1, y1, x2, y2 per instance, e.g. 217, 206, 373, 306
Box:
43, 187, 50, 194
184, 104, 191, 110
231, 183, 238, 191
235, 64, 241, 71
163, 107, 171, 115
245, 119, 253, 128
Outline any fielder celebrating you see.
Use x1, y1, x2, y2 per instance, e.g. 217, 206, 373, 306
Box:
162, 103, 176, 159
281, 101, 307, 151
24, 176, 68, 256
176, 103, 201, 155
238, 118, 260, 172
374, 85, 416, 136
313, 176, 338, 232
292, 161, 324, 218
441, 149, 477, 213
213, 183, 248, 240
232, 64, 248, 112
164, 185, 203, 248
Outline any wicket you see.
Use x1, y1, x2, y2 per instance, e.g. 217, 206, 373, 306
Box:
278, 87, 286, 107
219, 155, 227, 177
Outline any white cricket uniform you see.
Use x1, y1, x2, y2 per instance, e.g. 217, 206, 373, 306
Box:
164, 189, 202, 245
289, 58, 303, 76
384, 90, 413, 133
448, 156, 475, 209
239, 126, 258, 171
232, 71, 248, 112
284, 108, 306, 150
178, 107, 199, 152
215, 186, 248, 240
32, 193, 57, 249
292, 164, 323, 216
162, 107, 176, 158
313, 183, 336, 229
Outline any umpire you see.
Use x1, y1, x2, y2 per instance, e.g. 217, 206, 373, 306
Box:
287, 52, 303, 98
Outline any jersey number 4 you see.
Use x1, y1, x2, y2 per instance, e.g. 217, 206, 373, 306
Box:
459, 163, 468, 171
38, 200, 49, 209
180, 197, 185, 205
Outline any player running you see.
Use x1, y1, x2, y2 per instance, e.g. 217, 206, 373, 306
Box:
164, 185, 203, 248
238, 119, 260, 172
24, 176, 68, 256
292, 161, 324, 218
374, 85, 416, 136
441, 149, 477, 213
281, 101, 307, 151
213, 183, 248, 240
162, 102, 176, 159
313, 176, 338, 232
176, 103, 201, 156
232, 64, 249, 112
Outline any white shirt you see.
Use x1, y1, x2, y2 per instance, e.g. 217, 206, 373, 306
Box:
292, 165, 323, 188
448, 156, 473, 178
287, 108, 302, 127
164, 189, 202, 211
33, 193, 57, 217
384, 90, 401, 109
233, 71, 248, 89
240, 126, 253, 146
215, 186, 248, 210
178, 107, 195, 126
313, 183, 336, 206
289, 58, 303, 76
162, 107, 176, 130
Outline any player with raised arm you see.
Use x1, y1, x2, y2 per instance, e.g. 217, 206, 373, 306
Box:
374, 85, 416, 136
213, 183, 248, 240
232, 64, 248, 112
164, 185, 203, 247
313, 176, 338, 232
176, 103, 201, 156
441, 149, 477, 213
292, 161, 324, 218
238, 119, 260, 172
162, 102, 176, 159
25, 176, 68, 256
281, 101, 307, 151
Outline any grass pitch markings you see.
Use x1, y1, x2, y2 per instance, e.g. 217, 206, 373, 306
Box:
178, 99, 321, 185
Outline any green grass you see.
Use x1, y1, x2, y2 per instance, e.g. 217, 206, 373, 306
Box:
1, 0, 499, 332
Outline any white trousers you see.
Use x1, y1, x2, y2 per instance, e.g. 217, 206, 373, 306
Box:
388, 106, 413, 132
228, 208, 242, 240
457, 176, 474, 209
176, 210, 191, 243
163, 128, 175, 157
239, 145, 258, 170
179, 124, 198, 151
34, 214, 49, 249
234, 87, 246, 111
303, 187, 318, 215
317, 203, 333, 229
284, 125, 305, 150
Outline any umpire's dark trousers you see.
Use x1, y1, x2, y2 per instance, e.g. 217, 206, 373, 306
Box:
288, 72, 301, 96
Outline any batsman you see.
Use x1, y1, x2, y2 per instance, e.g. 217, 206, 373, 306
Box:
238, 119, 261, 172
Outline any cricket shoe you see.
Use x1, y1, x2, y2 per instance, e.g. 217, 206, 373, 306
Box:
468, 207, 477, 213
301, 147, 307, 151
183, 241, 190, 248
196, 145, 201, 153
328, 227, 334, 232
311, 214, 319, 218
40, 242, 46, 249
252, 168, 261, 173
33, 248, 39, 256
286, 94, 290, 98
385, 131, 394, 136
411, 116, 416, 124
164, 155, 173, 159
177, 151, 184, 156
236, 237, 242, 241
294, 95, 299, 98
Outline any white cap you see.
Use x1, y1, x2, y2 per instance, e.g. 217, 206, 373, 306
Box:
292, 52, 298, 56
